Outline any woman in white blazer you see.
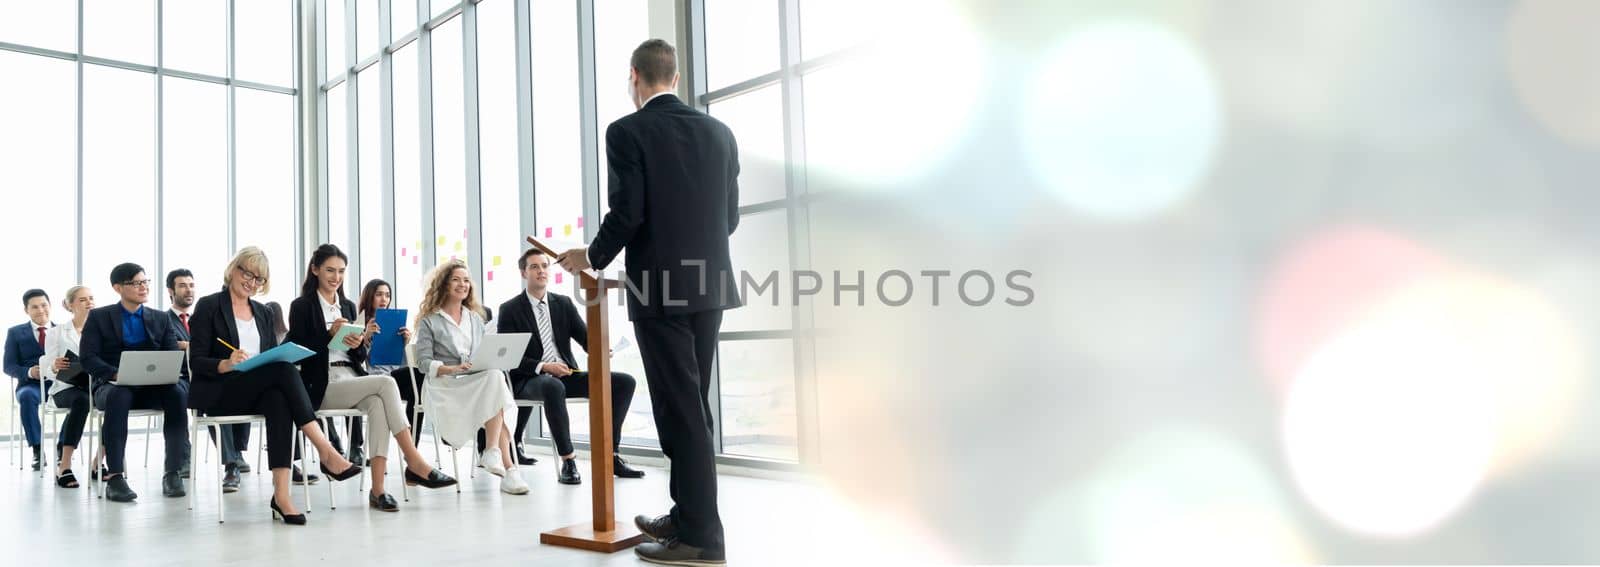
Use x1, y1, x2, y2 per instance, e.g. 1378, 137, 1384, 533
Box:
38, 285, 94, 488
412, 260, 526, 494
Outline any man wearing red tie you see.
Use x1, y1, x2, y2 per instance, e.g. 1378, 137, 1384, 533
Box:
4, 289, 56, 471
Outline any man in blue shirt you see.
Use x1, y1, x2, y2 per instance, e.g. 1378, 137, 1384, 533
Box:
4, 289, 55, 471
80, 263, 190, 502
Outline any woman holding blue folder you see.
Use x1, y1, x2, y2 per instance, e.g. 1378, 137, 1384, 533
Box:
187, 247, 363, 525
288, 244, 456, 512
358, 279, 421, 431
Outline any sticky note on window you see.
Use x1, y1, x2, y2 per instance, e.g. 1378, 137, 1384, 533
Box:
577, 216, 585, 228
454, 241, 463, 251
487, 271, 494, 281
463, 229, 469, 238
401, 247, 407, 257
437, 236, 446, 245
412, 256, 419, 265
563, 224, 572, 236
415, 240, 422, 249
492, 255, 502, 267
555, 272, 563, 284
544, 227, 553, 238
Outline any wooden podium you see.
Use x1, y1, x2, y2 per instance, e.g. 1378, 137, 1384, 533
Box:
527, 237, 646, 553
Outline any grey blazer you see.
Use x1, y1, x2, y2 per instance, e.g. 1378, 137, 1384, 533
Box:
413, 309, 486, 378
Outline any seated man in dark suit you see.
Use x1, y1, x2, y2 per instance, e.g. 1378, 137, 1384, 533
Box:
491, 248, 643, 485
4, 289, 55, 471
80, 263, 190, 502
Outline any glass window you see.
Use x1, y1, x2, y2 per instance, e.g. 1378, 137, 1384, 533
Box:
0, 2, 76, 53
393, 43, 425, 303
531, 0, 583, 245
0, 51, 78, 319
162, 0, 225, 76
392, 0, 419, 42
327, 84, 352, 252
84, 0, 156, 65
358, 0, 380, 60
235, 0, 295, 87
163, 78, 230, 291
431, 0, 455, 20
723, 210, 792, 333
708, 84, 786, 206
234, 88, 298, 310
325, 0, 347, 81
706, 0, 780, 90
430, 16, 467, 268
800, 0, 888, 61
478, 0, 522, 307
82, 65, 156, 288
718, 338, 799, 461
593, 0, 649, 216
357, 71, 387, 289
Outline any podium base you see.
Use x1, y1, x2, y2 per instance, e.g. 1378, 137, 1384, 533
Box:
540, 521, 647, 553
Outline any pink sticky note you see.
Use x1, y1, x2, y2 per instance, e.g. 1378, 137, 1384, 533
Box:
487, 271, 495, 281
450, 255, 457, 262
577, 216, 585, 228
412, 256, 419, 265
555, 273, 563, 284
463, 229, 469, 238
400, 247, 407, 257
545, 227, 553, 238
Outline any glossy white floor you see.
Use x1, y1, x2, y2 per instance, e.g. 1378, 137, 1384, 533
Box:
0, 432, 829, 566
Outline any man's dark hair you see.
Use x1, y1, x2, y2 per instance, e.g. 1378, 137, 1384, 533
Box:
110, 263, 146, 286
22, 289, 48, 308
518, 248, 547, 271
166, 268, 194, 291
631, 38, 677, 86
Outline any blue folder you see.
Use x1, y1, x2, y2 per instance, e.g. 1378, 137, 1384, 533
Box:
369, 309, 409, 366
232, 342, 315, 374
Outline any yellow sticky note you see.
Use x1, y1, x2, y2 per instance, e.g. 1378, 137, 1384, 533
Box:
492, 255, 502, 267
415, 240, 422, 249
563, 224, 572, 236
454, 241, 463, 252
437, 236, 446, 246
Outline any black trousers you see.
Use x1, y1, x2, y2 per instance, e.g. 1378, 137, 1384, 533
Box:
634, 310, 725, 551
94, 382, 188, 475
51, 386, 91, 449
481, 371, 637, 456
199, 362, 318, 470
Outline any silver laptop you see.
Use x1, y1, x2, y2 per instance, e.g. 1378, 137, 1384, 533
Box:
469, 333, 533, 371
116, 351, 185, 386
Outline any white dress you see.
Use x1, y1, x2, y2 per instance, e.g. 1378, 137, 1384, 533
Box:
421, 312, 515, 447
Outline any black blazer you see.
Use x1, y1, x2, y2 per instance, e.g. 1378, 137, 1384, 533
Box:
168, 309, 192, 342
497, 291, 586, 382
186, 290, 278, 411
286, 294, 367, 409
589, 94, 743, 320
79, 303, 184, 391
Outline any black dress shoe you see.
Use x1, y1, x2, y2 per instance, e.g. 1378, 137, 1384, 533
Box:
558, 458, 582, 485
178, 464, 191, 480
348, 446, 366, 467
270, 497, 307, 525
320, 461, 363, 482
635, 514, 677, 543
514, 445, 537, 466
291, 465, 320, 485
614, 456, 645, 479
404, 468, 458, 489
105, 476, 138, 503
236, 461, 252, 473
222, 465, 241, 493
635, 538, 726, 566
162, 472, 186, 497
369, 492, 399, 512
31, 446, 41, 471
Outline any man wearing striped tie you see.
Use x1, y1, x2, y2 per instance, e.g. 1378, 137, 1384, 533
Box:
492, 247, 644, 485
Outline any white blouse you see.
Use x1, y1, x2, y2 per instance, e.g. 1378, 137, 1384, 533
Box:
320, 293, 352, 364
236, 316, 262, 356
39, 324, 82, 396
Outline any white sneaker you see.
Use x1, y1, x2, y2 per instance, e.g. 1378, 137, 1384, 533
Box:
479, 448, 507, 477
500, 469, 529, 495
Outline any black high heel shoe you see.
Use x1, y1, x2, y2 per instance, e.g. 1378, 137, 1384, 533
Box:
319, 462, 363, 482
270, 497, 307, 525
404, 468, 458, 489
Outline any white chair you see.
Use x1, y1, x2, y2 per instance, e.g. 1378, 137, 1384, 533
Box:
189, 412, 266, 523
307, 407, 370, 510
84, 380, 166, 497
510, 387, 588, 482
404, 343, 460, 496
37, 385, 83, 483
9, 385, 18, 469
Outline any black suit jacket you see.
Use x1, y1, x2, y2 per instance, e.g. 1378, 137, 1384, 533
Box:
589, 94, 743, 320
80, 303, 184, 391
186, 290, 278, 411
286, 294, 367, 408
168, 309, 192, 342
497, 291, 586, 382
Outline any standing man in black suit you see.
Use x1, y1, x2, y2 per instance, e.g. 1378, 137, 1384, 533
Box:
81, 263, 190, 502
557, 38, 739, 566
495, 248, 644, 485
